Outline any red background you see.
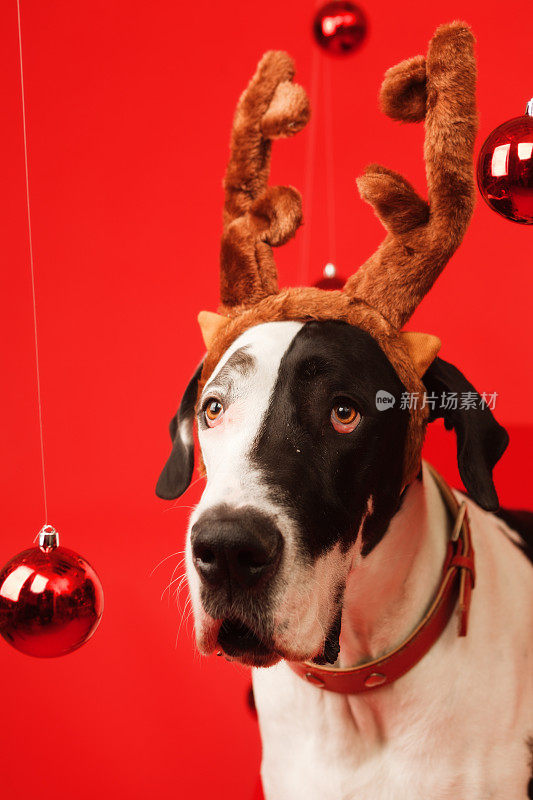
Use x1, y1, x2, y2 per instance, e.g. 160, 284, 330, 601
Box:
0, 1, 531, 798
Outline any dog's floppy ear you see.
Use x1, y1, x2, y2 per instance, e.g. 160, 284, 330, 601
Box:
422, 357, 509, 511
155, 362, 203, 500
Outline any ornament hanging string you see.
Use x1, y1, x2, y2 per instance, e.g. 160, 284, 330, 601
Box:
299, 7, 339, 286
298, 42, 321, 286
16, 0, 48, 523
323, 55, 337, 271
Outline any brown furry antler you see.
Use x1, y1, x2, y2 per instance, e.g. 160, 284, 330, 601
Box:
344, 22, 478, 328
198, 23, 478, 488
220, 51, 310, 310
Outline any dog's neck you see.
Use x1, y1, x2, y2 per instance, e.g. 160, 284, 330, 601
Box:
339, 464, 450, 668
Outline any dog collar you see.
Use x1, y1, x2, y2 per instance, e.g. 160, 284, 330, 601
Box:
288, 464, 475, 694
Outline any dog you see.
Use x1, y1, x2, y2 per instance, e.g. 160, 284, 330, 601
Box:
156, 23, 533, 800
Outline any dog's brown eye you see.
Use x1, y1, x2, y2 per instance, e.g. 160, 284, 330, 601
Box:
331, 401, 361, 433
333, 404, 357, 423
205, 399, 224, 427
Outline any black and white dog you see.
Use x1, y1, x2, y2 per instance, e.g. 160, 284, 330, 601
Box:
157, 318, 533, 799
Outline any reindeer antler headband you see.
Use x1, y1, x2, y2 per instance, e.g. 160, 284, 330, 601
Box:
198, 22, 477, 484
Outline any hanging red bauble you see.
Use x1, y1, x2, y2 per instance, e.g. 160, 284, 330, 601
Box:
313, 1, 367, 56
314, 263, 346, 290
477, 100, 533, 225
0, 525, 103, 658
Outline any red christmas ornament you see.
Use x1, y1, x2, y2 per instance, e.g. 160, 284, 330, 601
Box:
0, 525, 103, 658
477, 99, 533, 225
313, 1, 367, 56
314, 263, 346, 290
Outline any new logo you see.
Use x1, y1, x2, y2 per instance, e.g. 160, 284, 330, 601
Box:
375, 390, 396, 411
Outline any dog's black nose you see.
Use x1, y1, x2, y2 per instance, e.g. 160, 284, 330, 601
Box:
191, 508, 282, 591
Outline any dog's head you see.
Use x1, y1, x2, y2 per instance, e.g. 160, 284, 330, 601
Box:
156, 318, 507, 665
156, 26, 508, 666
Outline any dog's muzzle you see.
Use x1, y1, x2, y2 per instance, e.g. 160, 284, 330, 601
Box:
190, 505, 283, 660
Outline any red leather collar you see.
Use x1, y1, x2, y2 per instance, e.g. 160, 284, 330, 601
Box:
288, 464, 475, 694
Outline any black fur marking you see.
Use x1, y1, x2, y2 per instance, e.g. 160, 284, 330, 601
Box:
422, 357, 509, 511
313, 583, 344, 664
251, 320, 410, 559
495, 507, 533, 565
247, 684, 257, 716
313, 606, 343, 665
155, 362, 203, 500
526, 736, 533, 800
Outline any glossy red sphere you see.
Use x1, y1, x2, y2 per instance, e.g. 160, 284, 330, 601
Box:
313, 1, 367, 56
477, 113, 533, 224
0, 545, 103, 657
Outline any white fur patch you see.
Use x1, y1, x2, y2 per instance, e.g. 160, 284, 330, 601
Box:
195, 321, 303, 508
186, 319, 364, 661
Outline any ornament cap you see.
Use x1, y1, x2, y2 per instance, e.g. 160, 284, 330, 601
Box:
526, 98, 533, 117
38, 524, 59, 552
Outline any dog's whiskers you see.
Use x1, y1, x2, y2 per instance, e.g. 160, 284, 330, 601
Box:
163, 504, 198, 514
187, 474, 206, 491
176, 595, 193, 648
149, 550, 184, 577
161, 567, 187, 603
172, 574, 189, 602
